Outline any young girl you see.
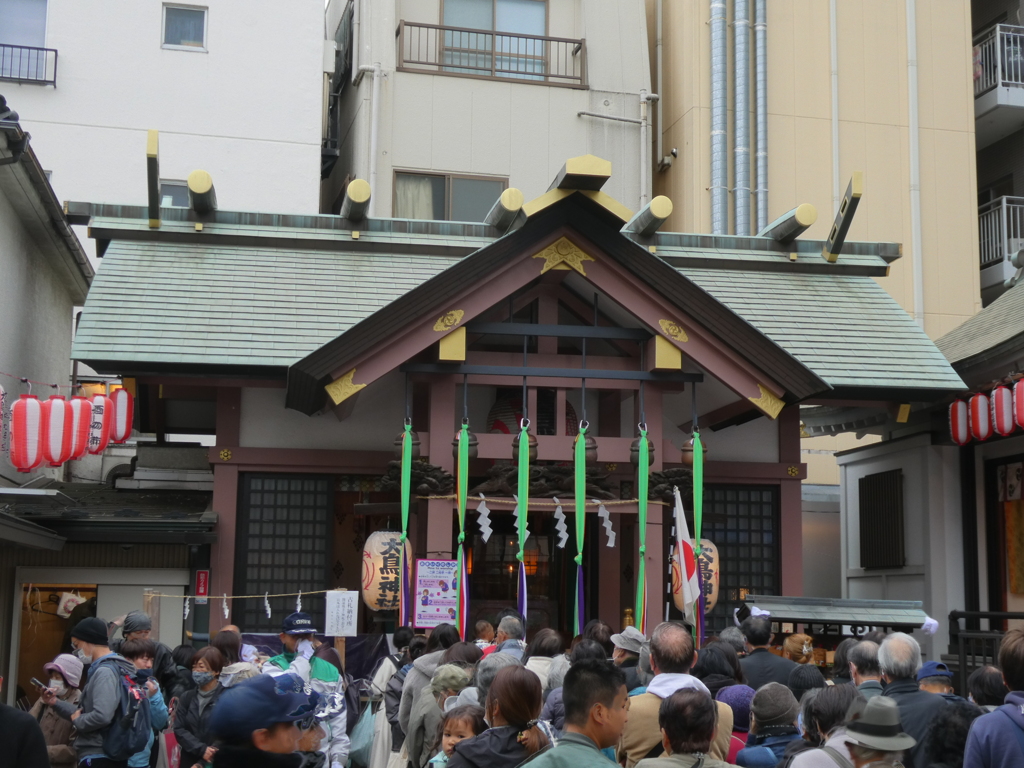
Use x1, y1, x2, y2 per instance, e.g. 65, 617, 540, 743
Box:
428, 705, 487, 766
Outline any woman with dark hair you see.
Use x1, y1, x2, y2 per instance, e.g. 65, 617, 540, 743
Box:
789, 684, 865, 768
447, 666, 549, 768
634, 689, 734, 768
441, 642, 485, 668
967, 665, 1009, 712
830, 638, 858, 684
169, 644, 198, 701
174, 646, 226, 768
213, 630, 260, 688
693, 644, 742, 698
400, 624, 462, 734
926, 699, 983, 768
523, 629, 563, 693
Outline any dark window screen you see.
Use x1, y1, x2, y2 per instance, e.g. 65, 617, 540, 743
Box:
858, 469, 905, 570
701, 485, 779, 633
235, 474, 332, 632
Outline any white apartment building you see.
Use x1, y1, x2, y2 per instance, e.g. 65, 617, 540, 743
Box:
322, 0, 653, 218
0, 0, 328, 261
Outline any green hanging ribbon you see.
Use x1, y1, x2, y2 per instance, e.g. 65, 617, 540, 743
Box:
400, 424, 412, 544
573, 424, 588, 636
635, 429, 649, 634
516, 423, 530, 562
693, 431, 704, 554
456, 422, 469, 635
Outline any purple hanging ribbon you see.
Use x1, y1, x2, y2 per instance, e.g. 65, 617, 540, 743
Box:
517, 561, 528, 620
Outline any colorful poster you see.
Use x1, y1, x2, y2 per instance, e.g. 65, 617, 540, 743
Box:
414, 559, 459, 629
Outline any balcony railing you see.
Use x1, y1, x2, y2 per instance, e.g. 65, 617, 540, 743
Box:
0, 44, 57, 86
978, 196, 1024, 268
974, 24, 1024, 96
397, 21, 586, 89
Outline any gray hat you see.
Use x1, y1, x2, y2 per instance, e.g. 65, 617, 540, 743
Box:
845, 696, 916, 752
122, 610, 153, 636
611, 626, 645, 655
431, 664, 471, 695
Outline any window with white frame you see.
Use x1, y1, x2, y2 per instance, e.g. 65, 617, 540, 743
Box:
163, 5, 207, 50
442, 0, 547, 79
394, 172, 506, 222
160, 180, 190, 207
0, 0, 47, 47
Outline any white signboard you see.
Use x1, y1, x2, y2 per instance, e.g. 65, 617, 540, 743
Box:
414, 559, 459, 629
324, 590, 359, 637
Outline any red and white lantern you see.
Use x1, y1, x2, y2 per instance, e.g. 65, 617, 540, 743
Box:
10, 395, 43, 473
68, 396, 93, 460
970, 393, 993, 442
110, 388, 134, 444
992, 386, 1015, 437
41, 396, 73, 467
1015, 380, 1024, 431
950, 399, 970, 446
88, 394, 113, 455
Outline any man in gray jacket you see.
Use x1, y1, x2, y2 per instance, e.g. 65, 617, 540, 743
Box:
41, 617, 138, 768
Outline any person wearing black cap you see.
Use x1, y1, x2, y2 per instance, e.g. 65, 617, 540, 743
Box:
208, 674, 314, 768
844, 695, 916, 767
262, 613, 349, 768
40, 616, 138, 768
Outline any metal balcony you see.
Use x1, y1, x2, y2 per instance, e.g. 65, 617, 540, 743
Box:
978, 196, 1024, 300
397, 21, 586, 89
974, 25, 1024, 147
0, 44, 57, 86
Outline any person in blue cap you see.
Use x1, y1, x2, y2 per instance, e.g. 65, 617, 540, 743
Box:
261, 613, 349, 768
208, 674, 313, 768
917, 660, 963, 703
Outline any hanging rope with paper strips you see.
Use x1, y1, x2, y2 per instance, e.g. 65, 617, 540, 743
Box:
573, 420, 588, 636
515, 417, 531, 622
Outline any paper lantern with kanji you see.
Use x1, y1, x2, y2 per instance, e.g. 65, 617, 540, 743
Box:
950, 400, 970, 445
68, 396, 93, 460
671, 539, 720, 613
361, 531, 412, 612
88, 395, 113, 455
110, 388, 134, 444
970, 393, 992, 442
41, 396, 73, 467
1015, 381, 1024, 431
10, 395, 43, 473
992, 386, 1015, 437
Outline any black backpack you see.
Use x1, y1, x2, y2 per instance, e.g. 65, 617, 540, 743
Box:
96, 660, 152, 761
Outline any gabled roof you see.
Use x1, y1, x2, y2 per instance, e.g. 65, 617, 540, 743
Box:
936, 280, 1024, 371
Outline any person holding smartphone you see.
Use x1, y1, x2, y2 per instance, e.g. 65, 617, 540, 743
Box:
28, 653, 84, 768
120, 639, 170, 768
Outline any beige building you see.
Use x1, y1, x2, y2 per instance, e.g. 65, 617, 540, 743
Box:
649, 1, 981, 597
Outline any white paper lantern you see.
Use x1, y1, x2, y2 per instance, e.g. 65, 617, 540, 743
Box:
10, 395, 42, 473
88, 395, 113, 454
110, 388, 134, 444
41, 396, 73, 467
68, 396, 93, 460
672, 538, 720, 613
361, 531, 411, 612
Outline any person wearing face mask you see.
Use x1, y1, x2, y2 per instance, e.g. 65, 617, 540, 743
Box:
40, 616, 139, 768
110, 611, 178, 700
174, 647, 226, 768
29, 653, 84, 768
261, 613, 349, 768
121, 639, 170, 768
207, 674, 314, 768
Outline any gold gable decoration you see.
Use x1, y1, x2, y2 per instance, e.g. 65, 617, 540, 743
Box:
533, 237, 595, 276
433, 310, 465, 332
325, 369, 366, 406
748, 383, 785, 420
659, 319, 689, 343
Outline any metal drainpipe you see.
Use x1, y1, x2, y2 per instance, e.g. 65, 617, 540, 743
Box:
754, 0, 768, 230
350, 0, 361, 85
829, 0, 840, 210
656, 0, 672, 171
710, 0, 728, 234
734, 0, 751, 235
359, 63, 382, 217
906, 0, 925, 328
640, 90, 649, 207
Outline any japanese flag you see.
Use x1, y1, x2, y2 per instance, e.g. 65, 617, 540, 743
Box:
673, 486, 701, 625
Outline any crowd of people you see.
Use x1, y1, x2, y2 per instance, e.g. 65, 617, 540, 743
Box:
5, 609, 1024, 768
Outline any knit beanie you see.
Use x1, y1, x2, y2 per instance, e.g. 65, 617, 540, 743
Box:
71, 617, 109, 645
122, 610, 153, 636
751, 682, 799, 728
788, 663, 827, 703
716, 684, 756, 732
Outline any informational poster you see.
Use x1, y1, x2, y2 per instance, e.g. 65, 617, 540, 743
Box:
325, 589, 359, 637
414, 559, 459, 629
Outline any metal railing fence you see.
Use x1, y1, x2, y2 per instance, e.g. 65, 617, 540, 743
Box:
974, 24, 1024, 96
0, 44, 57, 85
979, 196, 1024, 269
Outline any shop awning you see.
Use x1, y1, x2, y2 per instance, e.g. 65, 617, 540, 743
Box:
745, 594, 928, 631
0, 509, 65, 550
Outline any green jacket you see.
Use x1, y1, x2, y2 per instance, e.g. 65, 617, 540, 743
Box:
265, 652, 340, 684
522, 733, 613, 768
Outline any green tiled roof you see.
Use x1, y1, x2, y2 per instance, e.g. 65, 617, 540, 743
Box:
936, 281, 1024, 367
72, 240, 462, 367
678, 267, 965, 391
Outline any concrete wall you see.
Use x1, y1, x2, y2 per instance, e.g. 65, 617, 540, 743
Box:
5, 0, 326, 264
325, 0, 652, 215
0, 181, 76, 485
837, 435, 965, 659
653, 0, 980, 340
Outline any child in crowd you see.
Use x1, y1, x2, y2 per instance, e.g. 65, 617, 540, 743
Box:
120, 638, 171, 768
428, 705, 487, 766
474, 621, 495, 649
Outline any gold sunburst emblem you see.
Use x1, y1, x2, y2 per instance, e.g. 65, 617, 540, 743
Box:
533, 237, 595, 276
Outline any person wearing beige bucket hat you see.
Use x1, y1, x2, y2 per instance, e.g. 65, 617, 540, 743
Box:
843, 695, 916, 767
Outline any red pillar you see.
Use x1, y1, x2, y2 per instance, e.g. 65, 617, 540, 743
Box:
778, 405, 803, 595
210, 387, 241, 617
426, 377, 456, 559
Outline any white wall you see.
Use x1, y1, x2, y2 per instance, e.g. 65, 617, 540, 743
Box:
0, 180, 75, 485
6, 0, 326, 263
837, 435, 965, 660
326, 0, 652, 214
803, 510, 842, 598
